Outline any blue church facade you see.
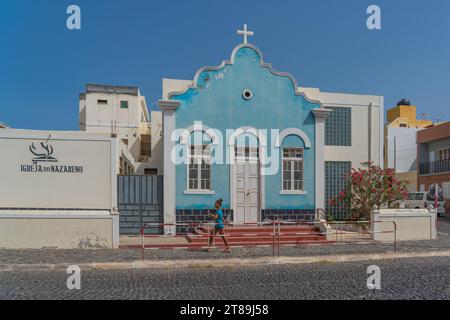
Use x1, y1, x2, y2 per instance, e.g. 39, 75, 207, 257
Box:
159, 43, 332, 234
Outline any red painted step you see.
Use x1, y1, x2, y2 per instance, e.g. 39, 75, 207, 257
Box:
203, 239, 334, 247
197, 226, 318, 234
120, 239, 335, 250
188, 234, 326, 244
193, 229, 320, 237
195, 225, 321, 232
186, 225, 328, 246
119, 224, 334, 250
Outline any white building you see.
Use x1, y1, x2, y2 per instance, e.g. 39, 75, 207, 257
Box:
385, 127, 420, 191
383, 100, 434, 191
79, 84, 163, 175
300, 87, 384, 168
299, 88, 384, 218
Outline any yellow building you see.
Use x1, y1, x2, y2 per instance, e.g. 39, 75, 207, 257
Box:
384, 99, 433, 191
387, 99, 433, 128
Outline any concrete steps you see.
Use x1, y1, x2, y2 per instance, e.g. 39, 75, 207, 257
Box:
128, 239, 334, 250
120, 224, 335, 250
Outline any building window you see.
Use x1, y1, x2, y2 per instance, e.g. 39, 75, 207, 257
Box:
120, 100, 129, 109
325, 107, 352, 146
325, 161, 351, 220
282, 148, 304, 191
97, 99, 108, 106
122, 139, 128, 146
140, 134, 151, 157
439, 148, 450, 161
188, 145, 211, 191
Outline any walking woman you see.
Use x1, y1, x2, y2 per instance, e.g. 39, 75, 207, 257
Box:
208, 199, 230, 252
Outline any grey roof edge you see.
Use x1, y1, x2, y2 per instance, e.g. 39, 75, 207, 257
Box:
84, 83, 140, 96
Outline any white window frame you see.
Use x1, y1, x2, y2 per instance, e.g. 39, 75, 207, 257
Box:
184, 144, 215, 195
280, 148, 307, 195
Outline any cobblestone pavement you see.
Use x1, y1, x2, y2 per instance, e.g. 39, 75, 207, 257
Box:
0, 217, 449, 265
0, 256, 448, 299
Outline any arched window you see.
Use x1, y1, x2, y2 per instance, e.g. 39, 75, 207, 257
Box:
282, 148, 304, 191
187, 131, 212, 191
277, 129, 310, 195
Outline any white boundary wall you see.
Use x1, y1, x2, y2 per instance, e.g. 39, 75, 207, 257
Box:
0, 129, 119, 249
371, 208, 436, 242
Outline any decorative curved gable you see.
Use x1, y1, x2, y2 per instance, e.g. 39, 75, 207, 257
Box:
167, 43, 323, 108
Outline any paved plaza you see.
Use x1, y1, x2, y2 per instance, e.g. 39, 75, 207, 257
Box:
0, 217, 448, 300
0, 256, 449, 300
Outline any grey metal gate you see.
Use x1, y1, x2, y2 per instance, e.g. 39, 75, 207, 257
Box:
118, 175, 163, 235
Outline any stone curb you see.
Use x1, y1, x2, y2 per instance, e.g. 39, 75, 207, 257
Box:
1, 250, 450, 272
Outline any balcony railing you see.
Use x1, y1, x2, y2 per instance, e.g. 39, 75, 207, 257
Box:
419, 159, 450, 175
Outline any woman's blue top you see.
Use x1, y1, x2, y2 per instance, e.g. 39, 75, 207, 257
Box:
216, 209, 225, 229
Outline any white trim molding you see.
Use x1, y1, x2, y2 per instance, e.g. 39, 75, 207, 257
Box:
279, 190, 308, 195
312, 108, 332, 211
158, 99, 180, 112
227, 126, 266, 217
279, 147, 307, 195
179, 123, 218, 145
276, 128, 312, 149
166, 43, 325, 108
179, 123, 217, 194
312, 108, 332, 120
183, 190, 216, 195
378, 97, 385, 169
158, 99, 180, 235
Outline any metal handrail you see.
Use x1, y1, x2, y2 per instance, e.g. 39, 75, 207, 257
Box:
139, 219, 398, 260
275, 219, 398, 253
140, 220, 279, 260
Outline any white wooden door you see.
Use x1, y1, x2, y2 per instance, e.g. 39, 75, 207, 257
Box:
235, 148, 259, 224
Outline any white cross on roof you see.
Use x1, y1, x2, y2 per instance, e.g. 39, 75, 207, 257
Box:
237, 24, 254, 44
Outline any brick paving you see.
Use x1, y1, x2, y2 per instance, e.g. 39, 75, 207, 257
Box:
0, 217, 448, 265
0, 256, 448, 299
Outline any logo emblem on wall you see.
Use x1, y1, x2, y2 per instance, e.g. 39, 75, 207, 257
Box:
29, 142, 58, 164
20, 138, 83, 174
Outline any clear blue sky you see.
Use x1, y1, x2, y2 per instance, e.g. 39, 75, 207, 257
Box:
1, 0, 449, 130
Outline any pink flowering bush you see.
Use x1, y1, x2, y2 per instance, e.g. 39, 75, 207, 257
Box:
329, 162, 409, 221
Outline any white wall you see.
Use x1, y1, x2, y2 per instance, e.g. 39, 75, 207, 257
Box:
386, 127, 419, 173
162, 79, 193, 100
300, 88, 384, 169
371, 208, 436, 242
135, 111, 164, 175
81, 92, 149, 162
0, 212, 115, 249
83, 92, 141, 131
0, 129, 116, 210
0, 129, 119, 248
